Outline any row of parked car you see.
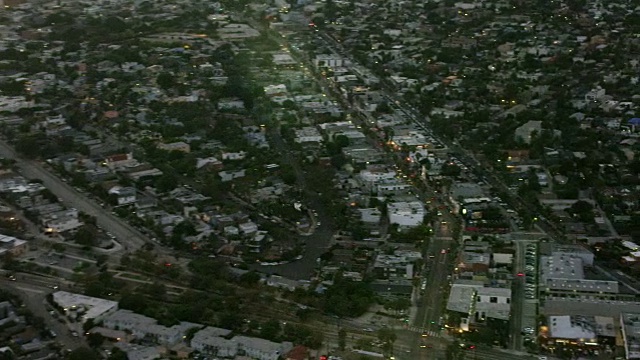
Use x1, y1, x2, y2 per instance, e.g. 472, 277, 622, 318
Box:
521, 243, 539, 343
524, 243, 538, 300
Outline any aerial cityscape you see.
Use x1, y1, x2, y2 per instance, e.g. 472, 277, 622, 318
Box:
0, 0, 639, 359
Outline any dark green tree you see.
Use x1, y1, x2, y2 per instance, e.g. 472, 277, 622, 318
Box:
338, 328, 346, 351
67, 347, 99, 360
260, 319, 282, 342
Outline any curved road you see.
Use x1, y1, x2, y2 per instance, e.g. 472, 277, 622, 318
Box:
248, 125, 334, 280
0, 140, 147, 252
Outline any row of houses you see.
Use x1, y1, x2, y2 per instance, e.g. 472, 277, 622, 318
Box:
51, 291, 294, 360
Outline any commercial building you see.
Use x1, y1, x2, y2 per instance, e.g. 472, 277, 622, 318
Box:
540, 252, 620, 301
548, 315, 615, 346
621, 313, 640, 359
387, 201, 425, 228
373, 251, 422, 280
51, 291, 118, 324
446, 281, 511, 323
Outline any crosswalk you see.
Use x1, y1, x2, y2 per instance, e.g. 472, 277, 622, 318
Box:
405, 326, 441, 337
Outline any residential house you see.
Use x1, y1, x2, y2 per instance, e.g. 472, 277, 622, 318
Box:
42, 208, 83, 233
0, 234, 27, 257
105, 153, 136, 170
514, 120, 543, 144
157, 142, 191, 153
219, 169, 246, 182
108, 186, 137, 206
103, 310, 200, 346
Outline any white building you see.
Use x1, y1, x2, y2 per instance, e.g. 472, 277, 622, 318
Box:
191, 329, 293, 360
294, 127, 323, 143
314, 54, 344, 68
621, 313, 640, 359
549, 315, 614, 345
51, 291, 118, 324
0, 96, 36, 113
103, 310, 200, 345
108, 186, 137, 206
221, 151, 247, 161
446, 281, 511, 322
585, 87, 606, 102
43, 208, 83, 233
218, 98, 245, 110
358, 168, 397, 184
388, 201, 425, 227
514, 120, 542, 144
219, 169, 246, 182
541, 251, 619, 300
264, 84, 287, 97
188, 327, 234, 355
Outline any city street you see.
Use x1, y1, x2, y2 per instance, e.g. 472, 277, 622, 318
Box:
0, 140, 147, 252
1, 274, 84, 351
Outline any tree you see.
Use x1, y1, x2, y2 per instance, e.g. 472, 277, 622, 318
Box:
87, 332, 105, 348
377, 328, 396, 354
260, 319, 282, 342
73, 226, 96, 246
96, 255, 109, 267
142, 282, 167, 300
107, 347, 128, 360
324, 278, 374, 317
119, 292, 148, 313
155, 173, 178, 193
338, 328, 346, 351
0, 349, 14, 360
441, 162, 461, 177
238, 271, 261, 286
67, 347, 99, 360
156, 72, 175, 90
445, 341, 463, 360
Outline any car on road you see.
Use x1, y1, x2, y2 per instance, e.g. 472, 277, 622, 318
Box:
522, 327, 534, 334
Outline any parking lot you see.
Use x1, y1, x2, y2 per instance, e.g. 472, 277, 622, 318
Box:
31, 252, 96, 272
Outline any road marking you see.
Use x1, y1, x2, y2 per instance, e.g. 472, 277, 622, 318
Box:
406, 327, 441, 337
15, 287, 45, 294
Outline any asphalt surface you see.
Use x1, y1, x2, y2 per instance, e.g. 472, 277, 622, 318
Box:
510, 241, 527, 350
1, 273, 84, 351
0, 140, 147, 252
248, 126, 334, 280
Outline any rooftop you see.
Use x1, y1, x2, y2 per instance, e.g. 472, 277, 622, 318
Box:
540, 253, 585, 281
52, 291, 118, 323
